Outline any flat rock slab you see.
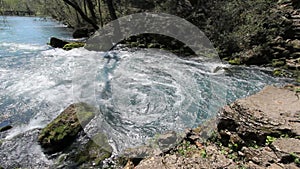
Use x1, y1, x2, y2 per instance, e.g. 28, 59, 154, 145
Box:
271, 138, 300, 156
219, 86, 300, 139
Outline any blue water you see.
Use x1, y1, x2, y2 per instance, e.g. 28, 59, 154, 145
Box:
0, 16, 73, 125
0, 16, 292, 167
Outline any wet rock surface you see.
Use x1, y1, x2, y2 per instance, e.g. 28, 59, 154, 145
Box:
0, 120, 12, 132
0, 103, 113, 168
54, 132, 113, 168
38, 103, 95, 153
0, 129, 53, 168
49, 37, 85, 50
218, 85, 300, 141
49, 37, 69, 48
129, 86, 300, 169
1, 86, 300, 168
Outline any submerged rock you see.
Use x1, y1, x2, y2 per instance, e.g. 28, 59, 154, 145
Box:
38, 103, 95, 153
49, 37, 69, 48
0, 120, 12, 132
0, 129, 52, 168
66, 133, 113, 167
49, 37, 85, 50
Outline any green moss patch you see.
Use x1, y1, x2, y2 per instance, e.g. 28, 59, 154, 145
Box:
38, 103, 95, 153
228, 58, 241, 65
72, 133, 112, 166
63, 42, 85, 51
273, 69, 285, 76
272, 59, 285, 67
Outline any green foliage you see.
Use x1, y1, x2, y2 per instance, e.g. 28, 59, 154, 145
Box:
228, 58, 241, 65
273, 69, 284, 76
272, 59, 285, 67
247, 141, 259, 149
238, 165, 247, 169
295, 72, 300, 83
227, 153, 238, 160
290, 153, 300, 165
177, 141, 198, 157
203, 0, 290, 59
200, 149, 207, 158
228, 143, 239, 151
0, 0, 44, 15
265, 136, 276, 145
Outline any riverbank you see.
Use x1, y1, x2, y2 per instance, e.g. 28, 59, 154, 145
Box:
54, 0, 300, 83
1, 12, 300, 167
21, 85, 299, 168
127, 85, 300, 169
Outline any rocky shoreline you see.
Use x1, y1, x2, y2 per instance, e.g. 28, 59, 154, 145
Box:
2, 85, 294, 168
126, 85, 300, 169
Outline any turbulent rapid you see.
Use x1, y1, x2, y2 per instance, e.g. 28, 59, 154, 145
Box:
0, 16, 292, 167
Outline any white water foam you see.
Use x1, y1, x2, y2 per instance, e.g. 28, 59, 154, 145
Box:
0, 42, 48, 51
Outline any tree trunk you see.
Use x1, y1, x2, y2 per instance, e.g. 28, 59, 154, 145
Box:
106, 0, 117, 20
63, 0, 99, 30
97, 0, 103, 27
86, 0, 97, 22
83, 0, 87, 15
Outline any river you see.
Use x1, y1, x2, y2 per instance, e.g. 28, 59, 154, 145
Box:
0, 16, 292, 167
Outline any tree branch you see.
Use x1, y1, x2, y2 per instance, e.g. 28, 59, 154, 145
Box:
63, 0, 99, 30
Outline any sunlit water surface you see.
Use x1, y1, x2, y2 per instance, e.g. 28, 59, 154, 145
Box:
0, 16, 291, 167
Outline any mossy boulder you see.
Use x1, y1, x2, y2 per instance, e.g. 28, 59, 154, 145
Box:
38, 103, 95, 153
49, 37, 85, 50
63, 42, 85, 51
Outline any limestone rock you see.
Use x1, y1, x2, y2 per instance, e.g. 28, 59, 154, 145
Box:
271, 138, 300, 158
218, 86, 300, 144
241, 146, 279, 166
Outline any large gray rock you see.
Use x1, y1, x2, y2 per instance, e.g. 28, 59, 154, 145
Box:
218, 86, 300, 143
133, 86, 300, 169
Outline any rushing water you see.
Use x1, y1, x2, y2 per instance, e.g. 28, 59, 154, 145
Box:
0, 16, 292, 167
